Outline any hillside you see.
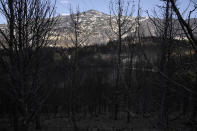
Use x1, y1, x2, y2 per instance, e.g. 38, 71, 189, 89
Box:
54, 10, 158, 47
1, 10, 196, 47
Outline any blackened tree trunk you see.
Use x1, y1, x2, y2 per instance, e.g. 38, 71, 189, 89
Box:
169, 0, 197, 123
109, 0, 135, 120
0, 0, 57, 130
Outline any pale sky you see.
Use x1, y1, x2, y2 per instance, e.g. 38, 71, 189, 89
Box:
56, 0, 192, 15
0, 0, 195, 24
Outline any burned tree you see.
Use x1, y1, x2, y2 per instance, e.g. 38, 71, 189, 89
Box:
59, 6, 94, 131
147, 0, 180, 129
0, 0, 57, 130
147, 0, 197, 129
109, 0, 135, 120
169, 0, 197, 125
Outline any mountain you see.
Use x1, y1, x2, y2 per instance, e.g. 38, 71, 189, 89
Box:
1, 10, 196, 47
54, 9, 159, 47
55, 10, 115, 47
0, 24, 6, 31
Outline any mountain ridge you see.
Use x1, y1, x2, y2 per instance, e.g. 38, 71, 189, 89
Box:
1, 9, 196, 47
55, 9, 158, 47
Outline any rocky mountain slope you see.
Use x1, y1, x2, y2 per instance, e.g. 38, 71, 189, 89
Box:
54, 10, 158, 47
1, 10, 196, 47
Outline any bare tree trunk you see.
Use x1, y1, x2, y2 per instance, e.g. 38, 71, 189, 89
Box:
35, 115, 41, 130
0, 0, 57, 130
109, 0, 135, 121
160, 1, 170, 129
190, 52, 197, 122
169, 0, 197, 124
12, 106, 19, 131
